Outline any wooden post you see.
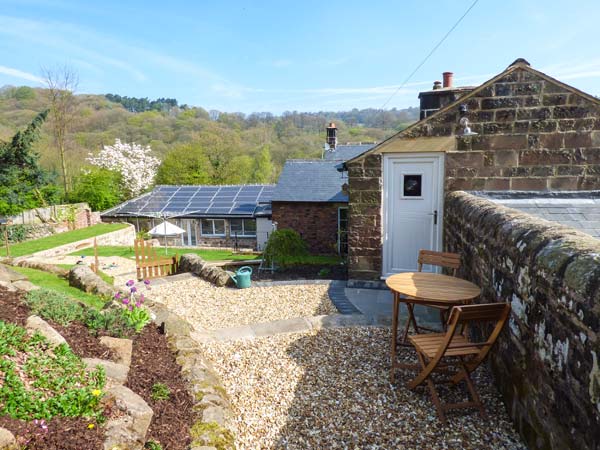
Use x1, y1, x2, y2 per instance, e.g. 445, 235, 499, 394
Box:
3, 225, 10, 258
93, 237, 99, 274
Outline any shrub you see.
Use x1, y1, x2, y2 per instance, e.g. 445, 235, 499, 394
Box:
84, 308, 134, 338
145, 441, 163, 450
262, 229, 308, 268
151, 382, 171, 401
25, 289, 87, 326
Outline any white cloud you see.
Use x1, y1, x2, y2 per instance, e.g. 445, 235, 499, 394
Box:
0, 65, 44, 83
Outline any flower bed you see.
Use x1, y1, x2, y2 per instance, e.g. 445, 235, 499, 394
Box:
0, 283, 194, 449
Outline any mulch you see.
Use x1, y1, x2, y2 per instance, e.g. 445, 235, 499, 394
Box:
126, 325, 194, 450
0, 286, 194, 450
252, 263, 347, 281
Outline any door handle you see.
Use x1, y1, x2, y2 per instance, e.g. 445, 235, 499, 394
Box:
430, 210, 438, 225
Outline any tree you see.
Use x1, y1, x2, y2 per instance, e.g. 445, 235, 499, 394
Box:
43, 65, 79, 193
155, 143, 211, 185
87, 139, 160, 197
69, 167, 124, 211
0, 110, 60, 215
252, 146, 274, 183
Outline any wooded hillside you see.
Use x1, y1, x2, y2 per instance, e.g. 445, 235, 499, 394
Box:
0, 85, 418, 185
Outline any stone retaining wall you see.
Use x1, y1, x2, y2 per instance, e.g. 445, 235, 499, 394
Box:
444, 190, 600, 450
28, 224, 135, 258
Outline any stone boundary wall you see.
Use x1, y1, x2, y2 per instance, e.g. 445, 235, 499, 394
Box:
27, 224, 135, 259
147, 301, 236, 449
444, 190, 600, 450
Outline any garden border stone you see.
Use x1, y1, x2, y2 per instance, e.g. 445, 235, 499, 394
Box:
145, 300, 236, 450
178, 254, 234, 288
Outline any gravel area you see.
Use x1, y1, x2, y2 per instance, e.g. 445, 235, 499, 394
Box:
151, 277, 337, 330
200, 327, 525, 450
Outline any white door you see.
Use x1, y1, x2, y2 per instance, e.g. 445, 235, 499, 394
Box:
382, 153, 444, 277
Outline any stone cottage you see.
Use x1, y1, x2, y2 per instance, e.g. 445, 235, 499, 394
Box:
344, 58, 600, 281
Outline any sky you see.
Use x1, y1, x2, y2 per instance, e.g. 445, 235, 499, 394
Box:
1, 0, 599, 114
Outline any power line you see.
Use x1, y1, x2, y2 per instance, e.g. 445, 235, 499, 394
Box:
379, 0, 480, 111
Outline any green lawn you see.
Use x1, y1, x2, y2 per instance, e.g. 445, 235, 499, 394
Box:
0, 223, 129, 257
69, 245, 261, 261
10, 266, 106, 309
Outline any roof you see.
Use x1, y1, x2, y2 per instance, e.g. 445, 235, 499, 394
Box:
345, 58, 600, 166
272, 160, 348, 202
476, 191, 600, 240
101, 184, 274, 219
323, 143, 376, 161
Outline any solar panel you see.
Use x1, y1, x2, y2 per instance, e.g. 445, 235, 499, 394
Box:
103, 184, 275, 218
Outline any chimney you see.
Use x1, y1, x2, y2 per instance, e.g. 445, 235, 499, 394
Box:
443, 71, 453, 88
326, 122, 337, 149
433, 80, 442, 90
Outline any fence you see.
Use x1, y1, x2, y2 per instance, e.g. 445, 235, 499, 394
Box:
133, 239, 179, 280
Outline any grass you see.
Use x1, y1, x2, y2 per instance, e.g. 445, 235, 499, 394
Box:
10, 266, 106, 309
69, 245, 261, 261
0, 223, 129, 257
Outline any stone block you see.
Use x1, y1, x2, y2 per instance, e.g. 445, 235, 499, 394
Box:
519, 149, 572, 166
83, 358, 129, 384
553, 106, 589, 119
564, 132, 592, 148
472, 134, 527, 151
0, 427, 16, 450
446, 151, 485, 169
510, 177, 548, 190
0, 264, 27, 283
26, 315, 68, 348
494, 150, 518, 166
543, 93, 569, 106
12, 280, 39, 292
68, 265, 117, 298
99, 336, 133, 367
104, 384, 153, 450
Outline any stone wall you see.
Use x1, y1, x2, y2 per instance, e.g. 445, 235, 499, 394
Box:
272, 201, 345, 254
346, 154, 382, 279
403, 66, 600, 191
27, 224, 135, 258
346, 64, 600, 279
444, 190, 600, 450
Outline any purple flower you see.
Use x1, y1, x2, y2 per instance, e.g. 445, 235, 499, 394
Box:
114, 292, 121, 300
143, 279, 151, 285
130, 286, 137, 293
139, 294, 145, 303
135, 301, 142, 308
126, 280, 135, 287
122, 298, 130, 305
128, 305, 133, 311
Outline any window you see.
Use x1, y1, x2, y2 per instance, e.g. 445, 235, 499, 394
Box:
201, 219, 226, 237
230, 219, 257, 237
403, 174, 422, 197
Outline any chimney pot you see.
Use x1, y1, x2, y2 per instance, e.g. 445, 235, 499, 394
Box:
443, 71, 453, 88
326, 122, 338, 149
433, 81, 442, 90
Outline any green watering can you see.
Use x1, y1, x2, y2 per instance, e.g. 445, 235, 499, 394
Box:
231, 266, 252, 289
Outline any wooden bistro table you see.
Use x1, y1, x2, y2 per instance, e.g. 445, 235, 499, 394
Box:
386, 272, 481, 381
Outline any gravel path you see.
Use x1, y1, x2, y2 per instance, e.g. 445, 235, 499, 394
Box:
150, 277, 337, 330
200, 327, 525, 450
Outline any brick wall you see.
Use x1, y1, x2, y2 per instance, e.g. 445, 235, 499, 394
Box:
271, 201, 344, 254
444, 191, 600, 450
347, 65, 600, 279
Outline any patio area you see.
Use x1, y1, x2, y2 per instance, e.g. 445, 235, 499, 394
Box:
200, 326, 525, 449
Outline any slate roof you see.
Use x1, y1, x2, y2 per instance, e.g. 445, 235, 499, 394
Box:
477, 192, 600, 239
322, 143, 376, 161
272, 160, 349, 203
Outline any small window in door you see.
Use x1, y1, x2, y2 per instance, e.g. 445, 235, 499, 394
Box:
403, 174, 422, 197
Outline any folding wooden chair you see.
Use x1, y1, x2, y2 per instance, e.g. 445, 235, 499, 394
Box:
400, 250, 462, 342
407, 302, 511, 423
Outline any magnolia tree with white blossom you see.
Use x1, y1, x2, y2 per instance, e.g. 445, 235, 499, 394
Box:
87, 139, 160, 197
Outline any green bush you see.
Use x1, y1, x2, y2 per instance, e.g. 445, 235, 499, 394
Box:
84, 308, 135, 338
0, 320, 105, 421
263, 229, 308, 267
5, 224, 36, 243
25, 289, 87, 326
145, 441, 163, 450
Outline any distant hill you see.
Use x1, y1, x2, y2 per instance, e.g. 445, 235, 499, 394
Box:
0, 85, 418, 183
